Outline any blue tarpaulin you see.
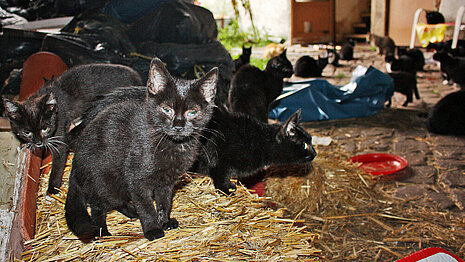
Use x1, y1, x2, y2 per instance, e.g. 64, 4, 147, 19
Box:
269, 66, 394, 122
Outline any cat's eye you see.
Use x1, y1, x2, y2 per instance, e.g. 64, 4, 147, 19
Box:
161, 106, 174, 116
304, 143, 310, 150
21, 131, 33, 138
186, 110, 198, 117
41, 127, 51, 135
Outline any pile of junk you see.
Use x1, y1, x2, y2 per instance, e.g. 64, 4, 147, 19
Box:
0, 0, 234, 107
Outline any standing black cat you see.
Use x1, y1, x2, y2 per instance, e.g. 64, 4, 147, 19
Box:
397, 47, 425, 72
233, 45, 252, 72
385, 54, 418, 76
433, 50, 465, 88
294, 54, 328, 77
190, 108, 316, 194
427, 90, 465, 135
2, 64, 142, 194
387, 71, 419, 107
229, 49, 293, 122
340, 39, 355, 60
65, 58, 218, 242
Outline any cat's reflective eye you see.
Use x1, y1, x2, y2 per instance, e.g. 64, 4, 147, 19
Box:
21, 131, 33, 138
41, 127, 51, 135
186, 110, 198, 117
161, 106, 174, 116
304, 143, 310, 150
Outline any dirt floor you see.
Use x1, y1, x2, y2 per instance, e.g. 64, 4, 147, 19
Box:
253, 43, 465, 260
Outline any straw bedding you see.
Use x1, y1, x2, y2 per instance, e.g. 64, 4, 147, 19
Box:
20, 134, 465, 261
20, 154, 321, 261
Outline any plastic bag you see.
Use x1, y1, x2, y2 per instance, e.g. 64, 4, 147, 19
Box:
269, 66, 394, 122
127, 1, 217, 45
135, 40, 234, 107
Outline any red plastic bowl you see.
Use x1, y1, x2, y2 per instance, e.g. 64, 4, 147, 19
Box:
348, 153, 408, 176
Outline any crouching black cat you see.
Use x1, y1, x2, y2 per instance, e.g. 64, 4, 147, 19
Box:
2, 63, 142, 194
190, 108, 317, 195
427, 90, 465, 136
65, 58, 218, 242
229, 49, 293, 122
294, 55, 328, 77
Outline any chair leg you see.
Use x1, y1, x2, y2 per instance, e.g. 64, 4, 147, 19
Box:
451, 5, 465, 49
410, 8, 425, 49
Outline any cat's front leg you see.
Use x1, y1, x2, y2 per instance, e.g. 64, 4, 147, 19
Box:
153, 183, 178, 230
210, 168, 236, 195
47, 142, 68, 195
90, 204, 111, 237
129, 189, 164, 240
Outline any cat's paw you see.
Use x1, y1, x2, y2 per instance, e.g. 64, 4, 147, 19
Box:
218, 183, 237, 196
163, 218, 178, 230
94, 227, 111, 238
144, 228, 164, 241
47, 186, 60, 195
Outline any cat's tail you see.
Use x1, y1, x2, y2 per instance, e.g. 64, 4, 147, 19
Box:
65, 174, 96, 243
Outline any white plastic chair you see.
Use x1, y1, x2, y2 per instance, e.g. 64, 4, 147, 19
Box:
409, 5, 465, 49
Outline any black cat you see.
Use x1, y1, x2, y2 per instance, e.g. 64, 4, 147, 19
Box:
427, 90, 465, 135
328, 47, 340, 66
65, 58, 218, 242
368, 33, 396, 55
229, 49, 293, 122
433, 50, 465, 88
385, 54, 418, 76
397, 47, 425, 72
426, 11, 445, 24
294, 55, 328, 78
340, 39, 355, 60
190, 108, 316, 194
387, 71, 419, 107
2, 63, 142, 194
233, 45, 252, 72
427, 39, 465, 57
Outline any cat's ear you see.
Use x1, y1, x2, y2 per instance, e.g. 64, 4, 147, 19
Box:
3, 99, 22, 120
281, 109, 302, 137
280, 49, 287, 57
147, 58, 171, 95
44, 93, 57, 113
196, 67, 218, 103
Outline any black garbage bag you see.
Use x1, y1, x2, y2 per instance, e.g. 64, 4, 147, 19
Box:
135, 40, 233, 107
41, 32, 136, 67
60, 12, 136, 55
127, 0, 217, 45
54, 0, 106, 16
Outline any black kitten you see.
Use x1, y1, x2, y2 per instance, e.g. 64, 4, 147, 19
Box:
190, 108, 316, 194
427, 40, 465, 57
426, 11, 445, 24
233, 45, 252, 72
294, 55, 328, 77
397, 47, 425, 72
385, 54, 418, 76
328, 47, 340, 66
65, 58, 218, 242
433, 50, 465, 88
387, 71, 419, 107
368, 33, 396, 55
2, 63, 142, 194
229, 49, 293, 122
427, 90, 465, 135
340, 39, 355, 60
